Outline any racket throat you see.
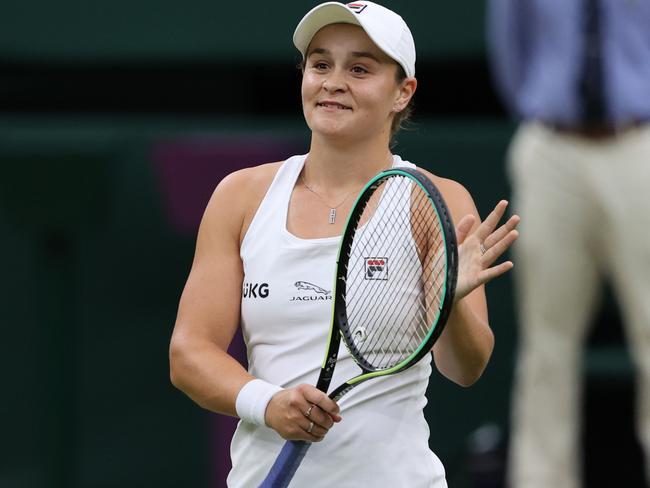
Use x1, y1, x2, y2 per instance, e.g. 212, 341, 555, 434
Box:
330, 382, 354, 401
316, 355, 337, 392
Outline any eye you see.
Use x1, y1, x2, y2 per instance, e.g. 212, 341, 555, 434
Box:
351, 65, 369, 75
312, 61, 329, 71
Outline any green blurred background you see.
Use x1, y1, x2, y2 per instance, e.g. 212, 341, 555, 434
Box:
0, 1, 641, 487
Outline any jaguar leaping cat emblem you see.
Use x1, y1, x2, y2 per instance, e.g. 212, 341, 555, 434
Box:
294, 281, 330, 295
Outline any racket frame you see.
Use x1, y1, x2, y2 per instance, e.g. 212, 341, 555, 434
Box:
324, 168, 457, 398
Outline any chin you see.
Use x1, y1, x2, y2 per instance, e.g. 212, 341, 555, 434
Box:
308, 118, 352, 138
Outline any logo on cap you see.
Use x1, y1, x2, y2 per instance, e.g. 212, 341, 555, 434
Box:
347, 3, 368, 14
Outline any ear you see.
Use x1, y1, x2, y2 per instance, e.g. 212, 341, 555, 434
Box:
393, 77, 417, 112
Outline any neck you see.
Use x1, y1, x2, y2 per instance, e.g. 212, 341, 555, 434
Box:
303, 131, 394, 191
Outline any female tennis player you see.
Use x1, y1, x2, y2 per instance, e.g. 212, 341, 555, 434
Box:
169, 2, 519, 486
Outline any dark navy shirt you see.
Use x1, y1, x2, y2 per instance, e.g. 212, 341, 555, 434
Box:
487, 0, 650, 125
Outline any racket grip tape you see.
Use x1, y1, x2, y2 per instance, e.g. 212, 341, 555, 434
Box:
258, 440, 311, 488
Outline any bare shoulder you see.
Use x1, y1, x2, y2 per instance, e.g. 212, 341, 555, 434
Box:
203, 161, 284, 244
215, 161, 283, 201
414, 166, 480, 224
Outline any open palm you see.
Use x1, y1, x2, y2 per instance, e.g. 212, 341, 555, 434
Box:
454, 200, 520, 301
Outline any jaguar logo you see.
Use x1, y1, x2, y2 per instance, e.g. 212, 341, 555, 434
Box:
290, 281, 333, 302
294, 281, 330, 295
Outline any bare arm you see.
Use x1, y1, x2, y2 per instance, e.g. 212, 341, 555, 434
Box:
169, 166, 341, 441
169, 170, 252, 416
421, 173, 519, 386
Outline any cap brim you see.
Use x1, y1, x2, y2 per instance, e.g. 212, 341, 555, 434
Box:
293, 3, 361, 56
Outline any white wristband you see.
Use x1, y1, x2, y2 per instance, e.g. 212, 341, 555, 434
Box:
235, 379, 283, 427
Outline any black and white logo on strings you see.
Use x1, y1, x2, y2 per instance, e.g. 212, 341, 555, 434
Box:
364, 257, 388, 280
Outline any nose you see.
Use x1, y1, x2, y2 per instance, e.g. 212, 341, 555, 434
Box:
322, 68, 347, 93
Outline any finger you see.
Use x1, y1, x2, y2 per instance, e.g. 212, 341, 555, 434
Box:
482, 230, 519, 265
316, 406, 336, 428
455, 214, 476, 245
477, 261, 514, 286
304, 390, 341, 421
298, 402, 341, 427
329, 412, 342, 423
483, 215, 520, 249
475, 200, 509, 241
303, 403, 316, 419
305, 404, 335, 429
302, 420, 328, 441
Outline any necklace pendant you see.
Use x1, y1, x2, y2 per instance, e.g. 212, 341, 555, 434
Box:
329, 208, 336, 224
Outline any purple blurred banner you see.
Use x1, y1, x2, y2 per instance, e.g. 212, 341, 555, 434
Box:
151, 135, 303, 487
152, 136, 303, 235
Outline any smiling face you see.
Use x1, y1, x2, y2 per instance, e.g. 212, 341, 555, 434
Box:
301, 23, 413, 143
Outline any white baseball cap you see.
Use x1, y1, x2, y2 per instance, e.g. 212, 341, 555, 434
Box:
293, 1, 416, 78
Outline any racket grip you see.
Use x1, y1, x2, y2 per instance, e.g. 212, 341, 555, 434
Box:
258, 440, 311, 488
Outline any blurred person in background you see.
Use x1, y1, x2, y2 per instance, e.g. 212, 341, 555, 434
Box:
487, 0, 650, 487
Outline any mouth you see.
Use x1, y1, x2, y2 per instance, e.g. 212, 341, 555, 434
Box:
316, 101, 352, 110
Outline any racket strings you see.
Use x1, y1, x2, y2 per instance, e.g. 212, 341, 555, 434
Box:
342, 176, 448, 371
344, 179, 427, 309
348, 180, 418, 340
345, 190, 437, 369
354, 197, 445, 366
353, 211, 437, 356
372, 232, 445, 359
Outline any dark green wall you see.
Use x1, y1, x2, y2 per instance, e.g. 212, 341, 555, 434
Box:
1, 1, 484, 62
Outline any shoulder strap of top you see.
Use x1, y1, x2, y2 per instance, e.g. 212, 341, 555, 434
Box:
392, 154, 416, 169
240, 154, 307, 255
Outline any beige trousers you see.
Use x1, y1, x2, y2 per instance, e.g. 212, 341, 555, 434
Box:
507, 122, 650, 488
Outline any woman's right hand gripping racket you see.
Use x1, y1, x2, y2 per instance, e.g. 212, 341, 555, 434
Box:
259, 167, 458, 488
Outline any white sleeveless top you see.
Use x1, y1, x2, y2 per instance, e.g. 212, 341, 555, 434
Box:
228, 154, 447, 488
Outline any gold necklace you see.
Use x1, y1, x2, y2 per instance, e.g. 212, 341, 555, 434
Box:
300, 174, 355, 224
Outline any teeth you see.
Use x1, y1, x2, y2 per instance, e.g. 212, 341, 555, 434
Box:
319, 103, 349, 109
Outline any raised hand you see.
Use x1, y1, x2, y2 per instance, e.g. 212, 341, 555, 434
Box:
454, 200, 520, 301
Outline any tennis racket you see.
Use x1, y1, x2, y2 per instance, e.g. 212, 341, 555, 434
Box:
259, 167, 458, 488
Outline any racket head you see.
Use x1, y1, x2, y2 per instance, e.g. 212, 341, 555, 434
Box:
333, 167, 458, 380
